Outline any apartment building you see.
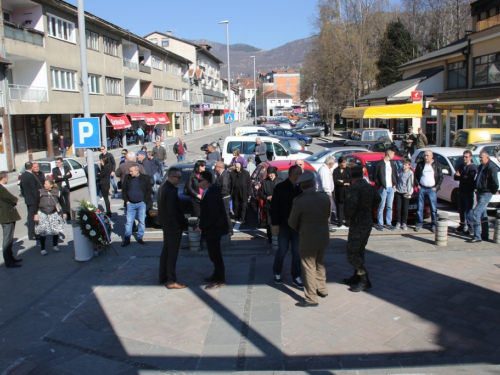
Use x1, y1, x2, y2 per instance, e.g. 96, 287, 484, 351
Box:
1, 0, 190, 170
255, 90, 293, 117
261, 70, 300, 106
237, 78, 258, 117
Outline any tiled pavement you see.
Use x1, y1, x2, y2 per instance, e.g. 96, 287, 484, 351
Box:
1, 227, 500, 374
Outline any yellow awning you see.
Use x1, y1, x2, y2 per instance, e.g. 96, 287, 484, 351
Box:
341, 103, 423, 119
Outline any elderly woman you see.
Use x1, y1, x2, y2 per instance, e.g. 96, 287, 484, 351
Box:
230, 149, 247, 169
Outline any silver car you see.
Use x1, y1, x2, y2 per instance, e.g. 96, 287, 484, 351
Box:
305, 147, 371, 171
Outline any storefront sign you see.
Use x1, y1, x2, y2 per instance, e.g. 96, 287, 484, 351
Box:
411, 91, 423, 102
201, 104, 211, 111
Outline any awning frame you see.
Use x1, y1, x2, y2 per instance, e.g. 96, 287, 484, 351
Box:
341, 103, 423, 119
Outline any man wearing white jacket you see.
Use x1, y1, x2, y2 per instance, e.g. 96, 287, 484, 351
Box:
316, 156, 337, 229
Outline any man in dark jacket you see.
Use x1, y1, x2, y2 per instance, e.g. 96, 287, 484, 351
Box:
0, 171, 22, 268
147, 151, 164, 192
152, 140, 168, 167
52, 157, 72, 220
468, 151, 499, 243
158, 167, 188, 289
173, 137, 187, 162
230, 162, 252, 223
254, 137, 267, 164
20, 162, 39, 240
195, 171, 229, 290
270, 165, 303, 287
373, 148, 397, 231
137, 151, 154, 185
99, 146, 118, 196
260, 166, 283, 243
115, 152, 145, 185
121, 164, 153, 246
414, 150, 443, 232
215, 161, 233, 234
57, 134, 70, 158
453, 150, 478, 233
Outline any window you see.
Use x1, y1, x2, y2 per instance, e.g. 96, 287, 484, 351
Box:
473, 52, 500, 86
165, 88, 173, 100
165, 60, 172, 73
172, 63, 181, 75
67, 159, 83, 170
154, 86, 163, 100
152, 56, 162, 70
162, 38, 169, 47
448, 61, 466, 89
51, 68, 77, 91
88, 74, 100, 94
85, 30, 99, 50
105, 77, 121, 95
174, 89, 182, 101
149, 38, 158, 45
3, 12, 10, 22
47, 14, 75, 43
103, 36, 119, 56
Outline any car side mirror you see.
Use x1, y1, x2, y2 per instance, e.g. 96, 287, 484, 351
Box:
442, 169, 450, 176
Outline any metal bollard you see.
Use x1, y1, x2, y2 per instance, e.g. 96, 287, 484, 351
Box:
435, 211, 448, 247
494, 210, 500, 244
187, 217, 201, 251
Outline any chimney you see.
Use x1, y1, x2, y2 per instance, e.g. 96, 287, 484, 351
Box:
166, 30, 172, 36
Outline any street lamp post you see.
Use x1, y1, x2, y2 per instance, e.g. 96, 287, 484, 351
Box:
219, 20, 232, 135
250, 56, 257, 123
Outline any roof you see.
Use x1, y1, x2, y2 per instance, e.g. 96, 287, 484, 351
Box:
399, 38, 467, 69
257, 90, 293, 100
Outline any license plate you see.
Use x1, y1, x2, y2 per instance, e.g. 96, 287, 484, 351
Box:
409, 204, 417, 210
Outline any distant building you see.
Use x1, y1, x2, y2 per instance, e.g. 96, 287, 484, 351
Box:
237, 78, 259, 117
256, 90, 293, 117
260, 70, 300, 106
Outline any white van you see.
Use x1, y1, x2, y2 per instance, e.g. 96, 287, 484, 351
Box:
222, 136, 310, 163
234, 126, 270, 136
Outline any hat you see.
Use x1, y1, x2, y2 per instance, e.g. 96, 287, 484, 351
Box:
137, 151, 146, 157
297, 170, 315, 184
267, 166, 278, 175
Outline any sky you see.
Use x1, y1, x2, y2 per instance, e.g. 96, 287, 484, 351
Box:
66, 0, 319, 50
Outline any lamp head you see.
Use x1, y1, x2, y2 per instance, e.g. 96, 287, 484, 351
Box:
219, 20, 229, 24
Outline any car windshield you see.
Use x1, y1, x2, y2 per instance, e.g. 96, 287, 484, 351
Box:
306, 149, 331, 162
448, 155, 480, 170
279, 141, 294, 153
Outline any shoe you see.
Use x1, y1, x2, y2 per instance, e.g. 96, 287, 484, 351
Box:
292, 276, 304, 289
329, 227, 337, 233
166, 282, 188, 289
41, 250, 48, 256
273, 274, 282, 285
205, 282, 226, 290
414, 226, 421, 232
401, 224, 408, 231
349, 273, 372, 292
343, 270, 360, 285
53, 246, 60, 252
387, 225, 395, 231
376, 225, 383, 231
394, 223, 401, 230
295, 301, 318, 307
204, 275, 221, 282
13, 258, 23, 263
137, 238, 145, 245
121, 240, 130, 247
159, 278, 167, 284
456, 226, 466, 233
317, 291, 328, 298
240, 219, 246, 224
430, 226, 436, 233
5, 263, 21, 268
466, 239, 482, 243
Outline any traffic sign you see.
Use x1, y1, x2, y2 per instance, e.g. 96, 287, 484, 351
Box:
225, 113, 235, 124
72, 117, 101, 148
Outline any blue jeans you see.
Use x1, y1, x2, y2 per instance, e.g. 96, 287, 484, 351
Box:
416, 187, 437, 227
473, 192, 492, 241
124, 202, 146, 240
177, 154, 185, 162
378, 187, 395, 226
110, 175, 118, 194
273, 225, 301, 278
458, 191, 474, 229
60, 149, 66, 158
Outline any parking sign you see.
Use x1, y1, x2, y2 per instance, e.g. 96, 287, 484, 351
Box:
72, 117, 101, 148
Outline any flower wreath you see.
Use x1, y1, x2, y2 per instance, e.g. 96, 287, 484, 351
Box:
77, 200, 114, 249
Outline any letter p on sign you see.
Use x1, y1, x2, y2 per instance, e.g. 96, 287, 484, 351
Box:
79, 122, 93, 141
72, 117, 101, 148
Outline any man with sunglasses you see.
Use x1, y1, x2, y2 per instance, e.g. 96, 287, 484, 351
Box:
453, 150, 477, 234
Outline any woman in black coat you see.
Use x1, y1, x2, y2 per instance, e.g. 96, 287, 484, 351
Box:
186, 160, 206, 217
333, 156, 352, 227
98, 157, 113, 216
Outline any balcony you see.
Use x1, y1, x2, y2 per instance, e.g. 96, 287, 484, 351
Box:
182, 77, 189, 84
477, 14, 500, 32
140, 97, 153, 106
125, 96, 140, 105
9, 84, 48, 102
183, 100, 189, 107
139, 64, 151, 74
123, 57, 138, 71
4, 22, 43, 47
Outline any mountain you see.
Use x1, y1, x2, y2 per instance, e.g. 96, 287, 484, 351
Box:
191, 36, 316, 79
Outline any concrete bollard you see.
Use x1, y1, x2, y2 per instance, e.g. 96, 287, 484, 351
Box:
188, 217, 201, 251
494, 210, 500, 244
435, 211, 448, 247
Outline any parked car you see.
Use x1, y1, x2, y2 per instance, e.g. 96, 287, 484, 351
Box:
148, 161, 217, 226
294, 122, 327, 137
343, 140, 403, 156
249, 160, 317, 227
453, 128, 500, 147
465, 141, 500, 157
238, 134, 310, 153
266, 128, 312, 146
345, 153, 430, 222
17, 157, 88, 194
305, 147, 371, 171
346, 127, 393, 144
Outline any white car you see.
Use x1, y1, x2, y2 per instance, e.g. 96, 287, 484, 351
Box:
305, 147, 371, 171
410, 147, 500, 210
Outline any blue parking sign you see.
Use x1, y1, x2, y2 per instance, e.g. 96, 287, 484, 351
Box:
72, 117, 101, 148
225, 113, 235, 124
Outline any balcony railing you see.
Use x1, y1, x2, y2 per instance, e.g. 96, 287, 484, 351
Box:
4, 23, 44, 46
9, 84, 48, 102
123, 57, 138, 70
182, 77, 189, 83
139, 64, 151, 74
182, 100, 189, 107
477, 14, 500, 32
140, 97, 153, 106
125, 96, 140, 105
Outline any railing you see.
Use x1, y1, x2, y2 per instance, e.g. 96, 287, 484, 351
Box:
139, 64, 151, 74
4, 23, 44, 46
122, 57, 138, 70
182, 100, 189, 107
125, 96, 140, 105
477, 14, 500, 31
9, 84, 48, 102
182, 77, 189, 83
140, 97, 153, 106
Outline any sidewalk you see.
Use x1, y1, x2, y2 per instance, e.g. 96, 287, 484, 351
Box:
1, 224, 500, 374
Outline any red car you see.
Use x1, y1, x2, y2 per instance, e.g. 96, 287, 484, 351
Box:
250, 160, 317, 227
344, 153, 430, 222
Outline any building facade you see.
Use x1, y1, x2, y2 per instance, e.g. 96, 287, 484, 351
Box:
260, 70, 300, 106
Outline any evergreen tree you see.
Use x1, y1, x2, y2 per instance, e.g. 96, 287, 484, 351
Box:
376, 20, 416, 89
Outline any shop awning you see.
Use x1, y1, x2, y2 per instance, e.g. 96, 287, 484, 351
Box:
341, 103, 423, 119
105, 114, 131, 130
429, 97, 500, 110
143, 113, 159, 126
156, 113, 170, 124
128, 113, 146, 121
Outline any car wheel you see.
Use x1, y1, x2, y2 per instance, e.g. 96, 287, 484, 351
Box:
319, 130, 325, 137
299, 139, 306, 147
257, 206, 267, 228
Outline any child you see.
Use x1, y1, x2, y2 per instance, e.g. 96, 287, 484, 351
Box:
395, 158, 414, 230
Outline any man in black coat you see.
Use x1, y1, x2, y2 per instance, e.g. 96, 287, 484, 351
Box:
195, 171, 229, 290
158, 167, 188, 289
99, 146, 118, 196
20, 162, 40, 240
230, 162, 252, 223
52, 157, 72, 220
215, 161, 233, 234
260, 166, 283, 243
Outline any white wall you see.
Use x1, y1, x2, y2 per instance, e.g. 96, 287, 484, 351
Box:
124, 79, 140, 96
10, 5, 43, 32
12, 60, 47, 88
